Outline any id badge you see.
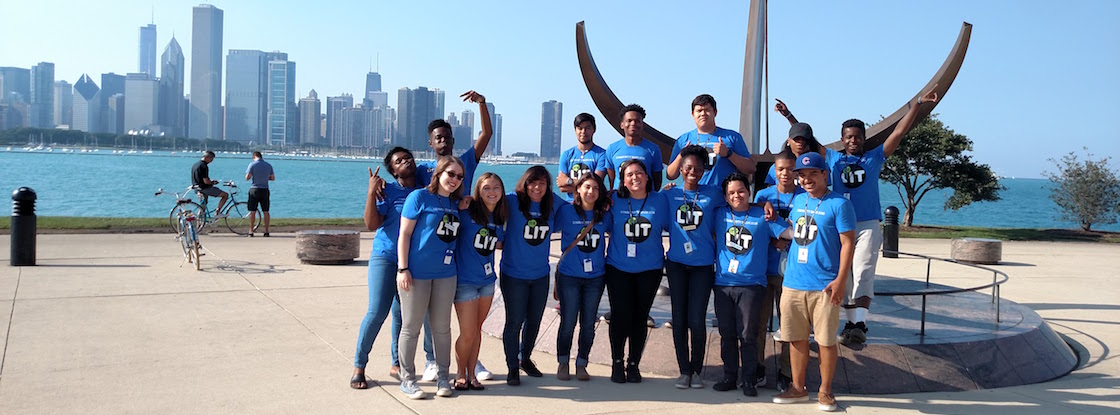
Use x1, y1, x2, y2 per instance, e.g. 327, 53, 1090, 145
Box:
627, 243, 637, 258
844, 192, 851, 200
683, 242, 693, 254
797, 247, 809, 264
484, 262, 493, 276
444, 250, 454, 265
583, 258, 594, 273
682, 224, 697, 232
728, 259, 739, 274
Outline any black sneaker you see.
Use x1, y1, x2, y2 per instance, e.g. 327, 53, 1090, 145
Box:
754, 365, 767, 388
838, 321, 856, 345
742, 384, 758, 397
610, 360, 626, 383
520, 359, 543, 377
847, 321, 868, 345
507, 370, 521, 386
712, 378, 738, 392
777, 374, 792, 393
626, 361, 642, 383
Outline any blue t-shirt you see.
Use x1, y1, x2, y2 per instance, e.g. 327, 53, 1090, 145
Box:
417, 147, 479, 189
245, 159, 274, 189
826, 147, 885, 221
606, 191, 671, 273
558, 145, 608, 199
370, 182, 423, 260
714, 206, 790, 287
554, 204, 612, 278
603, 139, 664, 189
782, 191, 857, 291
499, 192, 561, 279
455, 208, 506, 286
754, 185, 805, 275
670, 127, 751, 187
401, 190, 461, 280
663, 186, 724, 266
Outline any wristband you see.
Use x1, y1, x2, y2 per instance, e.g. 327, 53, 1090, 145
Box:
917, 97, 923, 105
397, 267, 409, 273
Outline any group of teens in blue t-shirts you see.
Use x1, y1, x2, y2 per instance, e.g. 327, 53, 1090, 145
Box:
349, 88, 940, 412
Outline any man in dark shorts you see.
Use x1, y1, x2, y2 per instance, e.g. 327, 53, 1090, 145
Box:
245, 151, 275, 237
192, 151, 229, 218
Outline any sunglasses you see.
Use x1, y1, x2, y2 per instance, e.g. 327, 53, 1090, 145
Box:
444, 171, 465, 180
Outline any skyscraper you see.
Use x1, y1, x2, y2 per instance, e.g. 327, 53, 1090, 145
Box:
433, 89, 445, 122
266, 57, 297, 146
190, 4, 223, 140
396, 86, 437, 150
138, 24, 157, 77
299, 89, 321, 145
325, 94, 353, 147
30, 62, 55, 128
365, 72, 381, 96
540, 100, 563, 159
159, 37, 185, 136
484, 102, 502, 155
124, 73, 159, 132
225, 50, 267, 143
72, 74, 100, 133
0, 67, 31, 104
100, 73, 125, 134
53, 81, 73, 127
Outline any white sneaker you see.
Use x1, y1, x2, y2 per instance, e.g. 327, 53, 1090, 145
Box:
400, 380, 426, 400
435, 379, 453, 397
213, 213, 228, 220
475, 361, 493, 381
422, 361, 439, 381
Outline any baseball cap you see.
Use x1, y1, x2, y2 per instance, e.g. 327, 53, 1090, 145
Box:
795, 152, 828, 171
788, 123, 814, 140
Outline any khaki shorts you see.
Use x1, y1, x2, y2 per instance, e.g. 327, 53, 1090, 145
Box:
779, 288, 840, 346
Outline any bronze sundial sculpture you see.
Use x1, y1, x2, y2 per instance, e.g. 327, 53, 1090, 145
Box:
575, 0, 970, 174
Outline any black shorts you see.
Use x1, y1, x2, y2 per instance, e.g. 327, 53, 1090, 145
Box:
247, 188, 270, 212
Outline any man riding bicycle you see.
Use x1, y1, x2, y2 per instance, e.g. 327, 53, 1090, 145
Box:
192, 150, 229, 219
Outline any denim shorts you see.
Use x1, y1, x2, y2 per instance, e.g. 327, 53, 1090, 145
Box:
454, 281, 496, 303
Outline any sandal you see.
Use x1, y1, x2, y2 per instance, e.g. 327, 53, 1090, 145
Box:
469, 379, 486, 390
350, 373, 368, 390
453, 378, 470, 391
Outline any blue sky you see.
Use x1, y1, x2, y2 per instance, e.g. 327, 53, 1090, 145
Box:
2, 0, 1117, 178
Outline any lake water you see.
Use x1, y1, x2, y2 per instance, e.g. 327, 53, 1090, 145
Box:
1, 149, 1114, 231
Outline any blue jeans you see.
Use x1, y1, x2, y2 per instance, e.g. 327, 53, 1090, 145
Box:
714, 285, 765, 384
499, 273, 549, 370
665, 260, 715, 375
556, 273, 606, 367
354, 255, 397, 368
391, 295, 434, 365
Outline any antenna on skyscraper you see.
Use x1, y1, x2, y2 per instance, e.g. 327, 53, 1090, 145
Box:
377, 53, 380, 72
151, 4, 155, 24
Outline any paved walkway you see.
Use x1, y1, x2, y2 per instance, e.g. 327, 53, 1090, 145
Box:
0, 233, 1117, 414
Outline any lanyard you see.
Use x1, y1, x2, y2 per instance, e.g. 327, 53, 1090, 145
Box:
801, 194, 826, 236
626, 194, 649, 222
434, 194, 457, 251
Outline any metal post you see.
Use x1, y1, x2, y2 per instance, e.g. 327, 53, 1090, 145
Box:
883, 206, 900, 258
920, 294, 927, 337
11, 187, 37, 266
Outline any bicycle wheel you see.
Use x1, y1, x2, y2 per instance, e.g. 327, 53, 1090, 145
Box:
223, 202, 257, 235
179, 220, 193, 262
169, 202, 203, 233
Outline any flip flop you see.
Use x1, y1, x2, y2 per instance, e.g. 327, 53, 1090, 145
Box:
350, 373, 368, 390
469, 379, 486, 390
453, 378, 470, 391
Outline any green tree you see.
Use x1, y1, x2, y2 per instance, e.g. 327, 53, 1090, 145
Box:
1043, 149, 1120, 231
881, 115, 1003, 226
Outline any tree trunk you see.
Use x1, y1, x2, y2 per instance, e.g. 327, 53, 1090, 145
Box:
903, 207, 915, 227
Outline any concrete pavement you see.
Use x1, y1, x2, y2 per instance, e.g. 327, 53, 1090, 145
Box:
0, 233, 1117, 414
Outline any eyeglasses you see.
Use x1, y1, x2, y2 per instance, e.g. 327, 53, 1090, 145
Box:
444, 171, 464, 180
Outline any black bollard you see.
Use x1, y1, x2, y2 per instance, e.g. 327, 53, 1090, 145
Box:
11, 187, 37, 266
882, 206, 899, 258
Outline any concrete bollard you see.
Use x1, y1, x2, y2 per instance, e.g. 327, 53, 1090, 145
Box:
882, 206, 899, 258
11, 187, 37, 266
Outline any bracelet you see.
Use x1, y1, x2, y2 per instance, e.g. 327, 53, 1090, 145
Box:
783, 112, 793, 118
397, 267, 409, 273
917, 97, 923, 105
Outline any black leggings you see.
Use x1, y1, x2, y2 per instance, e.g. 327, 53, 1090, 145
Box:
605, 264, 662, 364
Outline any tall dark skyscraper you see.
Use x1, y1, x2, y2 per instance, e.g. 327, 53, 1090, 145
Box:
396, 86, 438, 150
0, 67, 31, 104
485, 102, 502, 156
159, 37, 185, 136
363, 71, 388, 109
540, 100, 563, 159
139, 24, 157, 77
30, 62, 55, 128
365, 72, 381, 95
190, 4, 223, 140
100, 73, 125, 134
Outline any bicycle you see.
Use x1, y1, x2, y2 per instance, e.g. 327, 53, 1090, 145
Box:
155, 181, 260, 235
176, 208, 202, 270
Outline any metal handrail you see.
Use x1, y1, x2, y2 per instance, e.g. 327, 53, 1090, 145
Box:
879, 250, 1010, 336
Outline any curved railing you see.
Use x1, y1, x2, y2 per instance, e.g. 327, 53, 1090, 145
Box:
879, 250, 1010, 336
